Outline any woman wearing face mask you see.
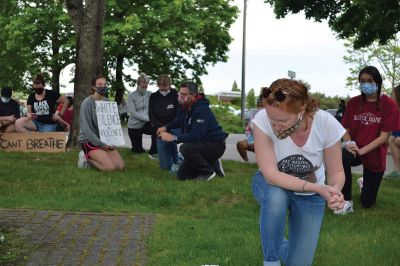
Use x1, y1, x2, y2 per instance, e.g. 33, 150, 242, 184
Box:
149, 74, 180, 171
334, 66, 400, 215
127, 73, 157, 157
251, 79, 345, 265
77, 75, 125, 171
0, 87, 20, 132
15, 73, 69, 132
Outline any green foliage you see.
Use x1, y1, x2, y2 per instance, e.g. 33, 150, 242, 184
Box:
0, 0, 74, 92
343, 34, 400, 93
211, 106, 243, 133
0, 227, 32, 265
265, 0, 400, 48
0, 150, 399, 265
310, 92, 348, 110
231, 80, 240, 91
246, 88, 256, 108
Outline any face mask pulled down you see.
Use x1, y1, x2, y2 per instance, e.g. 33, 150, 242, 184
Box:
274, 113, 303, 140
1, 97, 10, 104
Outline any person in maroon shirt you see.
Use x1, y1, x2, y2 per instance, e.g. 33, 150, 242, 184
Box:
334, 66, 400, 215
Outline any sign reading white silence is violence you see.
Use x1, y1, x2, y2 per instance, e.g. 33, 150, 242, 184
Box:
95, 101, 125, 147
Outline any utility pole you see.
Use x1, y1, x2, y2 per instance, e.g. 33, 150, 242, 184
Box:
240, 0, 247, 126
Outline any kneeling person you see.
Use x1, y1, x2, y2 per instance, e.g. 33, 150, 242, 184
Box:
159, 82, 227, 181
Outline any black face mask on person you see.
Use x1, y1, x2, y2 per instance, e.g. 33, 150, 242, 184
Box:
34, 87, 44, 95
96, 86, 108, 96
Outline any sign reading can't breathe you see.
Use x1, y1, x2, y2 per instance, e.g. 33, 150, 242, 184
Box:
95, 101, 125, 147
0, 132, 67, 152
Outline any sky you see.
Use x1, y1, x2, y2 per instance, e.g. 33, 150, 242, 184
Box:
60, 0, 359, 98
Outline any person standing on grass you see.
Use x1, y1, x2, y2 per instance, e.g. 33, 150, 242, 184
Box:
158, 81, 227, 181
15, 74, 69, 132
335, 66, 400, 215
149, 74, 180, 171
251, 79, 345, 265
78, 75, 125, 171
386, 84, 400, 179
0, 87, 20, 132
127, 73, 158, 158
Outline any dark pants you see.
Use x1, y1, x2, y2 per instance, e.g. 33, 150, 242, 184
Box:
128, 122, 157, 155
177, 141, 226, 180
342, 148, 384, 208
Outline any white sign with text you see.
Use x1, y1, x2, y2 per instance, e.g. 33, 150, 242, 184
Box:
95, 101, 125, 147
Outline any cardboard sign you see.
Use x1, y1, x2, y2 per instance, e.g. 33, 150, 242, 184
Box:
95, 101, 125, 147
0, 132, 67, 152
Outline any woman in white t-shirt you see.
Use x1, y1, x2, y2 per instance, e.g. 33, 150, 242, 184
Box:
251, 79, 346, 266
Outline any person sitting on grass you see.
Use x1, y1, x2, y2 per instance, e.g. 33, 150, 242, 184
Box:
158, 81, 228, 181
236, 94, 265, 161
15, 73, 69, 132
0, 87, 20, 133
78, 75, 125, 171
386, 84, 400, 179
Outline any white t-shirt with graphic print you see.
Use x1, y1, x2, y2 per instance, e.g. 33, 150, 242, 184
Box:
252, 109, 346, 194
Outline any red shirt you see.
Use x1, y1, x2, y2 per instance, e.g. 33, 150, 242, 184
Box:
342, 94, 400, 172
57, 103, 74, 126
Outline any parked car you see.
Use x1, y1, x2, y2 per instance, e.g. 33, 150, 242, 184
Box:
244, 108, 259, 124
210, 104, 241, 116
325, 109, 338, 117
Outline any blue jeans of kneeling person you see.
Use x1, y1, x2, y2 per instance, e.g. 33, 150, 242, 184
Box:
252, 171, 325, 266
157, 137, 178, 170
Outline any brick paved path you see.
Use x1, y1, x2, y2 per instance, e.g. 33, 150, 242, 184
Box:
0, 209, 155, 266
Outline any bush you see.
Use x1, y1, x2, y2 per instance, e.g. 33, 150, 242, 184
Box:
211, 106, 243, 134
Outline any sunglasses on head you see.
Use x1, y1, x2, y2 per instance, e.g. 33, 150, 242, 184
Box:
262, 87, 289, 102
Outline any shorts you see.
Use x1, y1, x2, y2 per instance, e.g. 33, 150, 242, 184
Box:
32, 120, 57, 132
81, 142, 102, 159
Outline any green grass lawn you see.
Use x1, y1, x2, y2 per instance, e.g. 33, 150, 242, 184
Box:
0, 149, 399, 265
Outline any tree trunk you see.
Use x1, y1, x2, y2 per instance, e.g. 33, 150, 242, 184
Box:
114, 54, 125, 105
65, 0, 106, 147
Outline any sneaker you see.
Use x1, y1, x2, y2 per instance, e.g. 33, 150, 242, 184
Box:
333, 200, 353, 215
169, 163, 180, 175
357, 177, 363, 192
78, 151, 88, 168
196, 172, 216, 181
385, 171, 400, 179
148, 153, 159, 160
211, 159, 225, 177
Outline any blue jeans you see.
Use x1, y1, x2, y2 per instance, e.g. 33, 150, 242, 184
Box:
157, 138, 178, 170
251, 171, 325, 266
32, 120, 57, 132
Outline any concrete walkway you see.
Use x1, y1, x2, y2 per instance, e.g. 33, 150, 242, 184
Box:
124, 129, 394, 175
0, 209, 155, 266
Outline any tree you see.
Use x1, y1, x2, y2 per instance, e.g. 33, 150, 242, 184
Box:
246, 88, 256, 108
264, 0, 400, 48
0, 0, 74, 92
103, 0, 238, 104
343, 34, 400, 93
232, 80, 240, 91
65, 0, 106, 145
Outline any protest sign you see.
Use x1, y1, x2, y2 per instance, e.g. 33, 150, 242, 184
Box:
95, 101, 125, 146
0, 132, 66, 152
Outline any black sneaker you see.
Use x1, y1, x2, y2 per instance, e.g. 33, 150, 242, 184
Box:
195, 172, 216, 181
211, 159, 225, 177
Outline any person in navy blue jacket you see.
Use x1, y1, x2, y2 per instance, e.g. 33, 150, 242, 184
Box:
158, 81, 228, 181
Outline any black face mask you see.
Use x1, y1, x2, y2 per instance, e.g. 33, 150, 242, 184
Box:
34, 88, 44, 95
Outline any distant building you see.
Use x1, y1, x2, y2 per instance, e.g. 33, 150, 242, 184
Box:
215, 91, 241, 103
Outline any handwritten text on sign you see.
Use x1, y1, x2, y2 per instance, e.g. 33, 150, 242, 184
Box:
0, 132, 66, 152
95, 101, 125, 146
